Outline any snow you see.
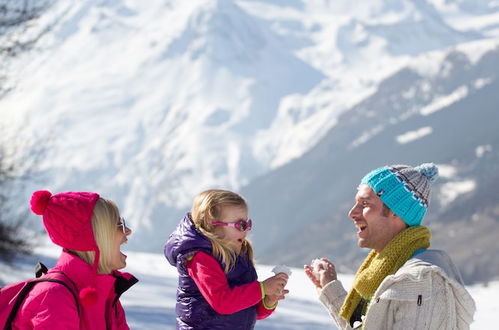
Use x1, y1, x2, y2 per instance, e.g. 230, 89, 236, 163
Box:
396, 126, 433, 144
435, 163, 459, 179
1, 242, 495, 329
1, 3, 498, 326
271, 264, 292, 277
420, 86, 469, 115
473, 77, 492, 89
348, 124, 385, 149
438, 180, 477, 207
428, 0, 499, 35
475, 144, 493, 158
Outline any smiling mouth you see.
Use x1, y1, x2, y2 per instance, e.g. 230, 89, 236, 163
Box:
120, 240, 128, 257
356, 224, 366, 233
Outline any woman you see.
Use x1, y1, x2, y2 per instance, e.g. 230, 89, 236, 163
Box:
11, 190, 138, 329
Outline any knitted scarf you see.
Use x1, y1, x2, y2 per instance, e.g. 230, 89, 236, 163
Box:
339, 226, 431, 324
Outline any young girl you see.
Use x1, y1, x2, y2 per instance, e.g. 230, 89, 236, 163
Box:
165, 189, 289, 329
10, 190, 138, 329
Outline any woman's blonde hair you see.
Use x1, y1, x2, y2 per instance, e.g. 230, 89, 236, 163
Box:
71, 197, 120, 274
191, 189, 254, 273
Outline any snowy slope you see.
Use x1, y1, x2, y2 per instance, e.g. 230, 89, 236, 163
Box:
0, 241, 495, 329
1, 0, 499, 254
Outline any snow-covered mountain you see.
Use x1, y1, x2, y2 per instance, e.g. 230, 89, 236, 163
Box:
1, 0, 499, 259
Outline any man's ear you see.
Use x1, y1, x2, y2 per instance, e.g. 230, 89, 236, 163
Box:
390, 212, 408, 229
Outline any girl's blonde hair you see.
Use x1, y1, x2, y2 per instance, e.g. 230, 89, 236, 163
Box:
191, 189, 254, 273
71, 197, 120, 274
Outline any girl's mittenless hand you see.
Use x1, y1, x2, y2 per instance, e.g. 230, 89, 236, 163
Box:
262, 273, 288, 296
264, 289, 289, 307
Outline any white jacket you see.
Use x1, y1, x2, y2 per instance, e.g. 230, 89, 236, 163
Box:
318, 250, 476, 330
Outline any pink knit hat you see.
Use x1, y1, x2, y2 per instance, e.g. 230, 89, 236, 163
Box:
30, 190, 101, 306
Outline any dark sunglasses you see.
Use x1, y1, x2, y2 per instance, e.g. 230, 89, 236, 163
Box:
212, 219, 252, 232
117, 217, 127, 234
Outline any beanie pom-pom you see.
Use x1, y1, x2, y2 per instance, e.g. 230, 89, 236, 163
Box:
30, 190, 52, 215
416, 163, 439, 183
80, 287, 98, 306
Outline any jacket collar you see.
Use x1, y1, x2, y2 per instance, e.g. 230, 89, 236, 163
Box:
52, 249, 137, 300
112, 269, 138, 298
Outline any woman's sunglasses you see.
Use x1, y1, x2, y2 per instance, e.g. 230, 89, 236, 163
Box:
117, 217, 127, 234
212, 219, 252, 232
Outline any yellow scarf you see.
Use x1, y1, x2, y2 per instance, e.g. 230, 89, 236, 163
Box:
339, 226, 431, 323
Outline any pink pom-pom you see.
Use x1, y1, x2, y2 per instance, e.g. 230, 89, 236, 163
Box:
30, 190, 52, 215
79, 287, 98, 306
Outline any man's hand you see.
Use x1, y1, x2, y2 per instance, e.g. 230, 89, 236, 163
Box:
304, 258, 337, 294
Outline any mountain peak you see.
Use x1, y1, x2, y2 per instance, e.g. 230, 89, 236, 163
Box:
162, 0, 265, 63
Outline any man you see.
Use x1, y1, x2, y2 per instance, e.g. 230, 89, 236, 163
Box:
304, 163, 476, 329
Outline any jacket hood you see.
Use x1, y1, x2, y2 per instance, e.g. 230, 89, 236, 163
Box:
397, 249, 476, 325
409, 249, 464, 285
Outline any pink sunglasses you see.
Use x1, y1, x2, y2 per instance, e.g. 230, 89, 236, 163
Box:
212, 219, 252, 232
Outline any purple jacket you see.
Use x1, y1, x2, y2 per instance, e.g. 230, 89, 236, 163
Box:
164, 214, 258, 330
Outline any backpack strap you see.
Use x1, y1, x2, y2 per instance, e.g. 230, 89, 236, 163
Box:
47, 271, 81, 317
34, 262, 49, 278
35, 262, 80, 314
3, 266, 80, 330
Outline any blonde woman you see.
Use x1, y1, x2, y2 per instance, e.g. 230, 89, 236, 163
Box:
165, 189, 288, 329
10, 190, 137, 329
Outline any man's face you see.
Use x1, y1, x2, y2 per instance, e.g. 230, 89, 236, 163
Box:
348, 184, 394, 252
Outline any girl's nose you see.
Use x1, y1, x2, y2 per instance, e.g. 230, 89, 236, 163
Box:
125, 226, 132, 235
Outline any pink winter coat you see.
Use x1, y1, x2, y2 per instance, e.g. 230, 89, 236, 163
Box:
12, 250, 138, 329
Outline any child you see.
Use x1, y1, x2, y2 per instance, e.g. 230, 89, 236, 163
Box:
10, 190, 138, 329
164, 189, 289, 329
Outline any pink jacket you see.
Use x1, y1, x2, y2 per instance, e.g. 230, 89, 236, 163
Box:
12, 250, 137, 330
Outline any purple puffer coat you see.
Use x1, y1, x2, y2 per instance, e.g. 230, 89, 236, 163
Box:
164, 214, 258, 330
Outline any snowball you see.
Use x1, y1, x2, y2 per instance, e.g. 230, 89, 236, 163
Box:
272, 264, 292, 276
311, 259, 328, 280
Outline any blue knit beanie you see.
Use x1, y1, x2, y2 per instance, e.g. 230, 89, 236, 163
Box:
360, 163, 439, 226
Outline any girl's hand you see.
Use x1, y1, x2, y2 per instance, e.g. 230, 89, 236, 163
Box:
262, 273, 288, 296
264, 289, 289, 308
